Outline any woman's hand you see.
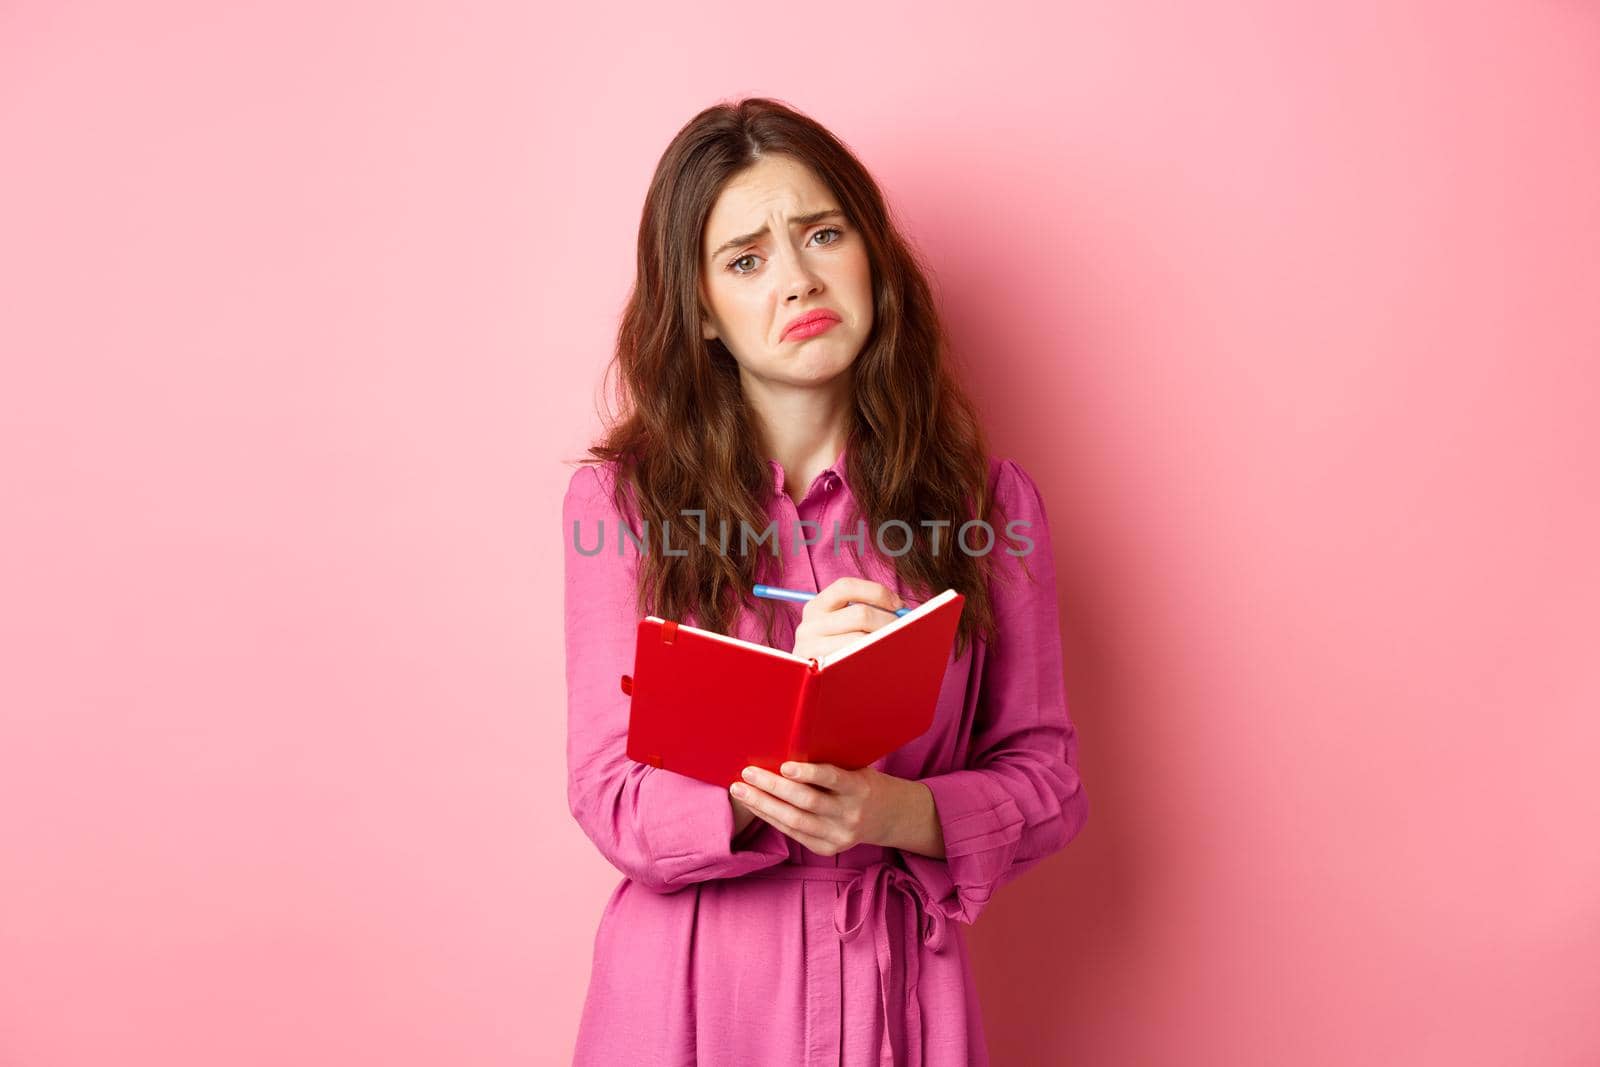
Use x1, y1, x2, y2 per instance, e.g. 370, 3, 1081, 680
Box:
791, 577, 906, 663
728, 760, 923, 857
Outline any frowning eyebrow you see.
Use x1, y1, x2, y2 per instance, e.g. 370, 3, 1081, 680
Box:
707, 209, 845, 261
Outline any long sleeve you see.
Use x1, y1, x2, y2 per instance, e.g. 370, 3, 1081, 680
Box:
899, 458, 1089, 924
563, 463, 791, 893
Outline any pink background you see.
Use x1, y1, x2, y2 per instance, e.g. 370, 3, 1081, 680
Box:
3, 2, 1598, 1064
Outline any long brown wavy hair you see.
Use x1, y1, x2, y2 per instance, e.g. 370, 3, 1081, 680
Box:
581, 96, 1022, 661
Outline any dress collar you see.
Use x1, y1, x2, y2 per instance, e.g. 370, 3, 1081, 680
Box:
766, 441, 849, 501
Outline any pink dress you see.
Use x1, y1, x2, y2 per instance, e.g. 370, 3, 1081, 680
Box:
563, 446, 1088, 1066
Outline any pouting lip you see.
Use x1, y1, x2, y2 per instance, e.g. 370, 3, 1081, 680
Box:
781, 309, 842, 340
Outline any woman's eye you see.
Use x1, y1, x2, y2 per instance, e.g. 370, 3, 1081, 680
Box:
726, 227, 845, 275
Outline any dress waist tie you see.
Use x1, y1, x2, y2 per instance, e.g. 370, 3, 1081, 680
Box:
748, 861, 950, 1067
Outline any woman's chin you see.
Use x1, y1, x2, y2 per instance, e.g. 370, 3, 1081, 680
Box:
781, 356, 857, 388
734, 340, 860, 390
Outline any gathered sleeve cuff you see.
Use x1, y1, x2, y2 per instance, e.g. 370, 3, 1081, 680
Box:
563, 463, 790, 892
898, 459, 1089, 923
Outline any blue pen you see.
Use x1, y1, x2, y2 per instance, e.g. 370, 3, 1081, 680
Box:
753, 583, 911, 617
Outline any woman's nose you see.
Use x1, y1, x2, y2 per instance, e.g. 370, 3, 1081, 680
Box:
781, 264, 822, 300
775, 245, 822, 298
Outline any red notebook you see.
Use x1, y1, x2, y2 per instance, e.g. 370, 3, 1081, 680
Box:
622, 589, 965, 788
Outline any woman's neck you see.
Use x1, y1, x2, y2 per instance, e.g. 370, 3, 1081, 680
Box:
742, 372, 852, 505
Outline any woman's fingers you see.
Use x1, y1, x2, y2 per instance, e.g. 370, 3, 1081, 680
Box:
791, 577, 908, 662
737, 765, 839, 814
733, 781, 836, 852
803, 576, 905, 619
747, 804, 833, 854
811, 601, 898, 637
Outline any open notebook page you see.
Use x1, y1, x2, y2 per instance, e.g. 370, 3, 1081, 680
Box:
642, 588, 960, 668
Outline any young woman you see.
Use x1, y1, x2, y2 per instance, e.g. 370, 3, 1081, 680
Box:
562, 97, 1088, 1066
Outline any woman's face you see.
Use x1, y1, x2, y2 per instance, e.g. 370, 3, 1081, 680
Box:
698, 154, 874, 391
